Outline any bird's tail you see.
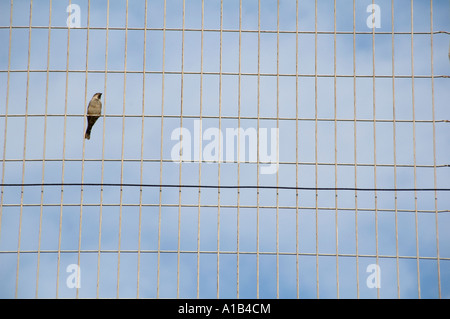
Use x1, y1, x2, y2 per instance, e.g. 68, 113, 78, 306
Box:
85, 125, 92, 140
85, 116, 99, 140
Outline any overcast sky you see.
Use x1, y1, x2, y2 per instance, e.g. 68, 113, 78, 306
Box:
0, 0, 449, 299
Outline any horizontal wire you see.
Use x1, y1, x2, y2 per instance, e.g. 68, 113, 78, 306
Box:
1, 203, 448, 214
1, 113, 448, 124
1, 25, 449, 35
1, 69, 449, 78
0, 249, 448, 261
2, 159, 449, 169
1, 182, 449, 192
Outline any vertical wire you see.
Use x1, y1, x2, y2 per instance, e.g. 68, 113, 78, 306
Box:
216, 0, 223, 299
0, 0, 9, 295
295, 0, 299, 300
177, 0, 186, 299
157, 0, 167, 299
117, 0, 129, 298
352, 0, 360, 299
36, 0, 52, 298
236, 0, 242, 299
256, 0, 261, 299
0, 0, 13, 247
96, 0, 110, 299
56, 0, 72, 299
137, 0, 148, 299
77, 0, 91, 299
276, 0, 280, 299
371, 0, 380, 299
333, 0, 339, 299
429, 0, 442, 299
391, 0, 401, 299
15, 0, 33, 299
196, 0, 205, 299
78, 0, 87, 297
410, 0, 421, 298
314, 0, 319, 299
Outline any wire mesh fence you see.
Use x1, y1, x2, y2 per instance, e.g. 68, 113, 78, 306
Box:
0, 0, 449, 299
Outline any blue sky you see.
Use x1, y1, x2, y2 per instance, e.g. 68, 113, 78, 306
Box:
0, 0, 449, 299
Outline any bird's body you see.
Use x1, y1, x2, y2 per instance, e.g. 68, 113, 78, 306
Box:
85, 93, 102, 140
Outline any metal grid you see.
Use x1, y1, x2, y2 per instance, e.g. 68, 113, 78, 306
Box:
0, 0, 449, 299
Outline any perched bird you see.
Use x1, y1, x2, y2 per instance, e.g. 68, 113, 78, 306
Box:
85, 92, 102, 140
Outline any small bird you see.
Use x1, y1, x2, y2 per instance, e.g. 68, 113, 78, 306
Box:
85, 92, 102, 140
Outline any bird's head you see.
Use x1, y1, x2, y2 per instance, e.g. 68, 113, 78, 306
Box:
94, 92, 102, 99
